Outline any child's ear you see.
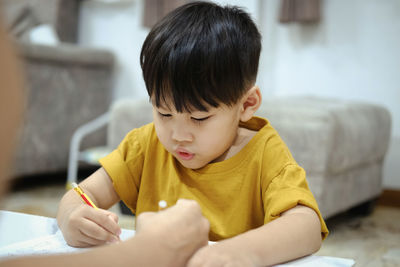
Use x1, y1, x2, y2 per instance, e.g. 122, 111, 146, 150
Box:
240, 86, 262, 122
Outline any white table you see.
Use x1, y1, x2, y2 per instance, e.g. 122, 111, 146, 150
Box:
0, 210, 134, 258
0, 210, 58, 247
0, 210, 355, 266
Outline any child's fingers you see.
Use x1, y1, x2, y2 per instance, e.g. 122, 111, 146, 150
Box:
75, 230, 109, 247
80, 217, 120, 244
67, 205, 121, 246
73, 238, 108, 248
85, 208, 122, 237
107, 212, 119, 224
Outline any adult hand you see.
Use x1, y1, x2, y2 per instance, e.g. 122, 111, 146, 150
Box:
136, 199, 210, 267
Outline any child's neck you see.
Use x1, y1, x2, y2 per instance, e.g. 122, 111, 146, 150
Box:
213, 126, 258, 163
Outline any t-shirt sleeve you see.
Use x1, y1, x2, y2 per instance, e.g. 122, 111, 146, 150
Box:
99, 129, 145, 214
263, 164, 329, 240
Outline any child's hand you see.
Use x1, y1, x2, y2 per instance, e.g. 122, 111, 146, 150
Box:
59, 204, 121, 248
187, 241, 259, 267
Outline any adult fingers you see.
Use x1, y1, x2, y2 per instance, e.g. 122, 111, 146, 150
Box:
135, 211, 156, 232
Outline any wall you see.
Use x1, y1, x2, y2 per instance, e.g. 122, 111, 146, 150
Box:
78, 0, 400, 189
258, 0, 400, 189
79, 0, 148, 99
78, 0, 259, 99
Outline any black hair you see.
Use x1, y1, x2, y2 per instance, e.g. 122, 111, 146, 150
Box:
140, 1, 262, 112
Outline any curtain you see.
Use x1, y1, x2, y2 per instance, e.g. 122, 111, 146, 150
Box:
280, 0, 321, 24
143, 0, 187, 28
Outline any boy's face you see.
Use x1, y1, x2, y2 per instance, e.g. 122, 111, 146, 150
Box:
152, 99, 243, 169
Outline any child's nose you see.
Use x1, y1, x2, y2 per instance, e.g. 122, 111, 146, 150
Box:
172, 126, 193, 143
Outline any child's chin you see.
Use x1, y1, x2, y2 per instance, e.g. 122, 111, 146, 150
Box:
178, 159, 206, 170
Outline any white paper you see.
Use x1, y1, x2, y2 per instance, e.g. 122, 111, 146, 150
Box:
274, 255, 355, 267
0, 229, 135, 258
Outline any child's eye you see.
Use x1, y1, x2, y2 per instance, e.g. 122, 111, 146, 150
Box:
158, 112, 172, 118
191, 116, 210, 122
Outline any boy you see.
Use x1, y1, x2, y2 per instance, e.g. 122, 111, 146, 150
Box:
58, 1, 328, 266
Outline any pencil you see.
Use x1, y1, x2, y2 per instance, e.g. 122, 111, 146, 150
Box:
72, 182, 98, 209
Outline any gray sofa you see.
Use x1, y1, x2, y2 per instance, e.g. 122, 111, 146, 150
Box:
13, 43, 114, 177
1, 0, 115, 177
257, 97, 391, 218
105, 97, 391, 219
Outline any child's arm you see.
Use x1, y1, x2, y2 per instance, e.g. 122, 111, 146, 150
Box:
57, 167, 122, 247
187, 205, 322, 267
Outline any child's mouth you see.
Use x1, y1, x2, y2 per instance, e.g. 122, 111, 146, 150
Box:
177, 150, 194, 160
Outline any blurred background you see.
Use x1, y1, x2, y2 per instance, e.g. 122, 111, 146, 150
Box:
2, 0, 398, 189
0, 0, 399, 265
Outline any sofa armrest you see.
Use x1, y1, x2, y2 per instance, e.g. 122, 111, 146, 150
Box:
13, 42, 115, 177
17, 42, 114, 67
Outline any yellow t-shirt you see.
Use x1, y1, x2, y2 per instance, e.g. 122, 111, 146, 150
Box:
100, 116, 329, 241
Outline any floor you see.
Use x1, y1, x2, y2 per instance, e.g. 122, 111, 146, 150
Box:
1, 176, 400, 267
0, 175, 136, 231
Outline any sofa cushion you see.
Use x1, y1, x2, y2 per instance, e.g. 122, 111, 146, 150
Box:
257, 96, 391, 175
